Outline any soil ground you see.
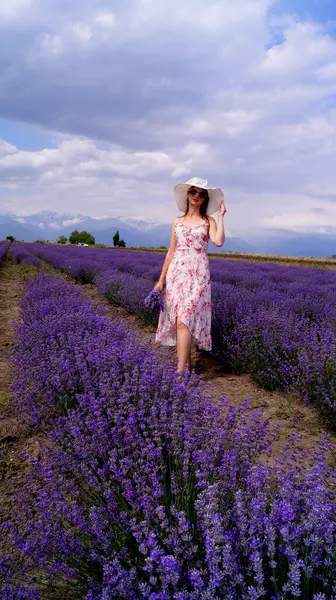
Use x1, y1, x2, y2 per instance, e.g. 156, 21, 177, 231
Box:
0, 257, 43, 535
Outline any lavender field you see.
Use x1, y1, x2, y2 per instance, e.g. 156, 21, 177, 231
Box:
23, 242, 336, 429
0, 256, 335, 599
0, 241, 10, 262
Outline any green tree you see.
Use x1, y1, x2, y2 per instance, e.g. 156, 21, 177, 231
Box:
113, 231, 126, 248
78, 231, 95, 245
69, 230, 95, 245
113, 231, 120, 247
6, 235, 15, 242
57, 235, 68, 245
69, 230, 80, 244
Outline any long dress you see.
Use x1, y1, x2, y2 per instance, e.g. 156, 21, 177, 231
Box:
155, 217, 212, 351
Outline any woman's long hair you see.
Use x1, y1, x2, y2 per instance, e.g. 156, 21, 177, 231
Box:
184, 189, 210, 224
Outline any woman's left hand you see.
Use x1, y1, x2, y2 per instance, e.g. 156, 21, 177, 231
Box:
218, 200, 227, 217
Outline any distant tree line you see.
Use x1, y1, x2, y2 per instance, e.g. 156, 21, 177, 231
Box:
55, 230, 127, 248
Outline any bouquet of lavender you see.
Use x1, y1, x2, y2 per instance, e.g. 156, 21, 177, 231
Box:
144, 288, 164, 313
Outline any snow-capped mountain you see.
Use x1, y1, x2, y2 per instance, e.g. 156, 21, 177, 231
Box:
2, 211, 336, 257
0, 211, 255, 253
117, 217, 165, 231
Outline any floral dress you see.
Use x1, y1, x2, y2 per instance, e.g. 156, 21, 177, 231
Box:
156, 217, 212, 351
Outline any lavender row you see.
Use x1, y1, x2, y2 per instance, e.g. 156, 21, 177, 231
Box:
23, 243, 336, 427
11, 243, 41, 267
3, 272, 336, 599
23, 241, 336, 287
0, 240, 10, 262
96, 270, 336, 428
22, 243, 162, 322
23, 243, 336, 331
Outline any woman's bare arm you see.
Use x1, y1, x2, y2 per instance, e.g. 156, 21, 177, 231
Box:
208, 201, 226, 247
208, 216, 225, 247
154, 221, 177, 290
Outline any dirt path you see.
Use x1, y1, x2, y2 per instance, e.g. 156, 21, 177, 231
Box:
0, 256, 22, 509
0, 256, 42, 525
83, 283, 336, 465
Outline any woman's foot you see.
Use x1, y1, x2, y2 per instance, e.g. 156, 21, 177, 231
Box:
176, 364, 191, 377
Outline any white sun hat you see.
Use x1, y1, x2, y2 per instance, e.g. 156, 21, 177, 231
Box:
174, 177, 224, 216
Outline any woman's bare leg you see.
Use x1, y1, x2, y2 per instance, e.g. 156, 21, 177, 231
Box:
186, 350, 192, 372
176, 317, 192, 373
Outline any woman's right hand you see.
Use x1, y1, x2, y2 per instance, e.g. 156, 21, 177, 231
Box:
154, 281, 164, 292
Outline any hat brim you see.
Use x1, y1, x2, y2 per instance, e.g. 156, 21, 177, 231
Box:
174, 183, 224, 216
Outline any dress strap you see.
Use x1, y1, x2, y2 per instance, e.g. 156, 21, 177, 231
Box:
178, 217, 208, 229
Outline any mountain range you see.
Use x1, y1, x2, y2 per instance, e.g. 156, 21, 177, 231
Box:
1, 211, 336, 258
0, 211, 254, 254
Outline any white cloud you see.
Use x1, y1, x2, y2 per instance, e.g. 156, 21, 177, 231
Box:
202, 110, 262, 138
181, 143, 209, 158
48, 222, 62, 230
171, 164, 192, 178
253, 194, 336, 235
62, 217, 83, 227
259, 211, 334, 232
129, 0, 272, 34
0, 140, 17, 157
262, 21, 336, 78
71, 22, 92, 43
36, 9, 117, 56
93, 10, 115, 28
0, 0, 336, 237
0, 138, 215, 224
0, 0, 32, 20
40, 33, 63, 55
0, 138, 208, 183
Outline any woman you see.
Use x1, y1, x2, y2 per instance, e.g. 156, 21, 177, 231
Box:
155, 177, 226, 373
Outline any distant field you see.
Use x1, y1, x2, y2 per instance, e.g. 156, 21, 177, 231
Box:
15, 240, 336, 268
124, 246, 336, 269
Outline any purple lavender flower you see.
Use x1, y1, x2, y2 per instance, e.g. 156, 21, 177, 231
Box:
11, 243, 41, 266
3, 272, 335, 599
0, 241, 10, 261
22, 240, 336, 429
144, 289, 164, 313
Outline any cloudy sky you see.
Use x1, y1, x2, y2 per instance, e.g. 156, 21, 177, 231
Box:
0, 0, 336, 239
